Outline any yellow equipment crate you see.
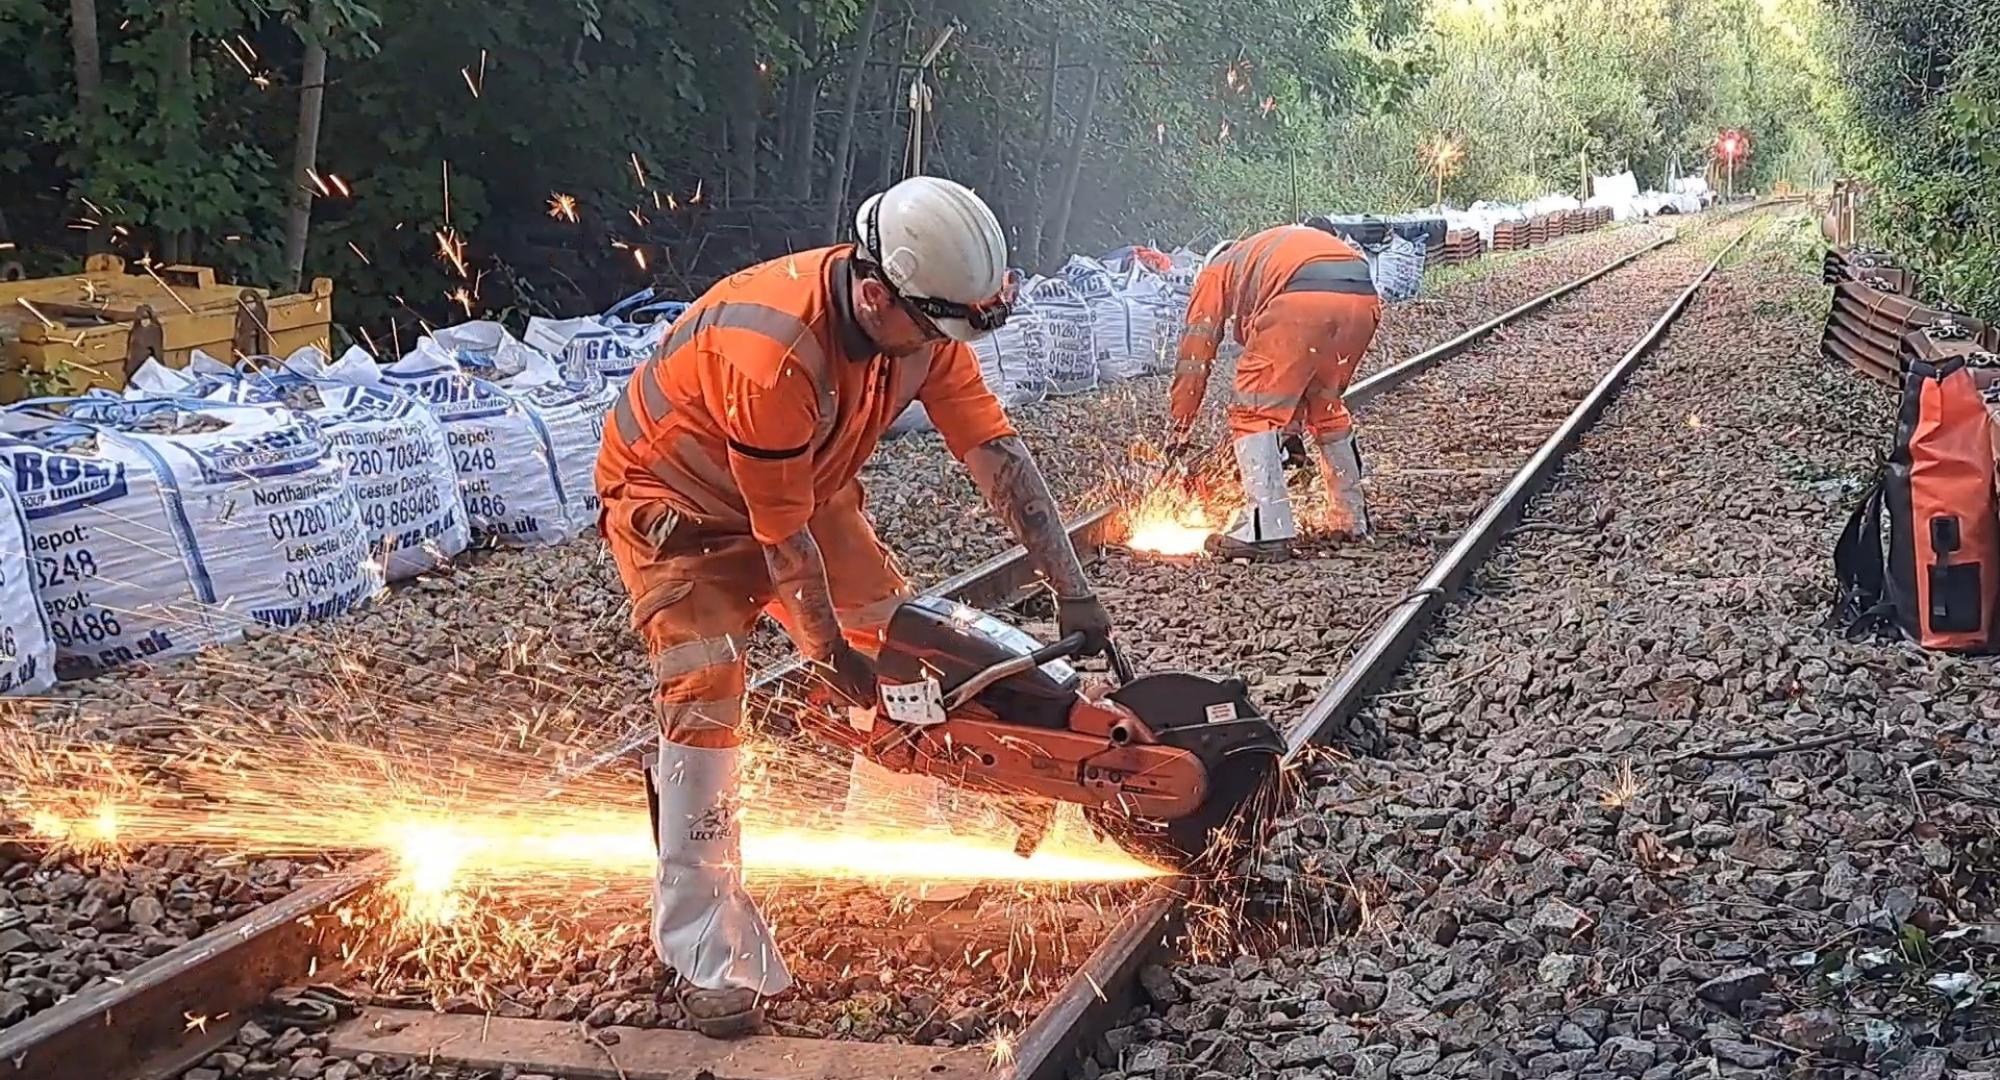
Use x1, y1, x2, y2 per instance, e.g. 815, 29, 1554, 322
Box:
0, 255, 334, 401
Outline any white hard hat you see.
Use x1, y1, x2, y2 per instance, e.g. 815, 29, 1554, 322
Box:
854, 176, 1012, 342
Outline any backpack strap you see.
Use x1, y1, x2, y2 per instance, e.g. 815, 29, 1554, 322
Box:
1830, 471, 1895, 638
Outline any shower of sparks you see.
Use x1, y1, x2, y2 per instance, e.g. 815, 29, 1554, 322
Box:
458, 50, 486, 99
548, 192, 579, 222
632, 248, 649, 271
690, 180, 704, 205
1124, 485, 1222, 556
220, 37, 256, 76
0, 683, 1162, 921
328, 174, 351, 198
1116, 442, 1236, 556
629, 152, 648, 189
448, 286, 476, 316
434, 227, 470, 278
347, 241, 373, 266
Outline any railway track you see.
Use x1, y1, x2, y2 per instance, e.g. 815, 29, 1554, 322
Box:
0, 207, 1767, 1080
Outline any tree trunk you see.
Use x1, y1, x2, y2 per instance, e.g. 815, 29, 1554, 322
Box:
780, 14, 820, 200
1040, 64, 1100, 270
69, 0, 105, 253
877, 18, 912, 192
161, 2, 195, 264
69, 0, 102, 123
1024, 37, 1060, 262
283, 7, 329, 292
822, 0, 884, 241
725, 37, 760, 205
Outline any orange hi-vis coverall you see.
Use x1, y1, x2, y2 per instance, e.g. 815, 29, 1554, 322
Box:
1170, 224, 1381, 440
1170, 225, 1383, 545
596, 245, 1017, 1000
596, 245, 1017, 747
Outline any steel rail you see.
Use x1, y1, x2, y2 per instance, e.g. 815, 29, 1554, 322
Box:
0, 219, 1691, 1080
1000, 212, 1765, 1080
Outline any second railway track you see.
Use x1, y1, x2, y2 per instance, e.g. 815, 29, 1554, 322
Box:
0, 206, 1768, 1080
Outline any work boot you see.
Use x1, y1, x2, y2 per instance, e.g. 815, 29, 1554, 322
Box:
1315, 431, 1372, 541
679, 985, 763, 1040
1209, 430, 1298, 561
649, 740, 790, 1038
1205, 532, 1293, 562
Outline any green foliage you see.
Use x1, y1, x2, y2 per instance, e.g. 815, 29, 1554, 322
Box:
2, 0, 1836, 341
1830, 0, 2000, 317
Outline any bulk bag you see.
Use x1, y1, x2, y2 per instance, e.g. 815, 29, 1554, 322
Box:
0, 399, 379, 679
490, 354, 617, 538
525, 288, 684, 385
329, 342, 580, 546
1060, 256, 1118, 301
1367, 235, 1427, 303
0, 481, 55, 694
1089, 294, 1165, 383
968, 309, 1054, 409
229, 349, 471, 581
1022, 278, 1098, 396
1834, 343, 2000, 650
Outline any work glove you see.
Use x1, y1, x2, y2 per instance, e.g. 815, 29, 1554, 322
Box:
817, 642, 880, 709
1057, 593, 1115, 657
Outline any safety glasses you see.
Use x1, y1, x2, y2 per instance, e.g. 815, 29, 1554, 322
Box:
902, 284, 1015, 333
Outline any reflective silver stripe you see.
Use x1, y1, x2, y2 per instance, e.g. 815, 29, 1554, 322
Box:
638, 364, 674, 425
1283, 279, 1378, 296
1231, 387, 1304, 411
663, 301, 830, 387
1235, 230, 1289, 315
612, 391, 645, 446
656, 697, 745, 734
1173, 358, 1211, 377
1182, 324, 1223, 343
841, 591, 912, 633
651, 636, 745, 682
657, 301, 839, 446
645, 432, 744, 522
1285, 259, 1373, 285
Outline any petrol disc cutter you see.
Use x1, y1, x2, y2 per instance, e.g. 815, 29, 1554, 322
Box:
801, 596, 1284, 868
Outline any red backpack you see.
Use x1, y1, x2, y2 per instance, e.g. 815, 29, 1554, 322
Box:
1833, 328, 2000, 650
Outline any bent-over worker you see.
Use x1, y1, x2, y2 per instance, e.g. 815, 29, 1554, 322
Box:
594, 176, 1114, 1039
1168, 224, 1383, 561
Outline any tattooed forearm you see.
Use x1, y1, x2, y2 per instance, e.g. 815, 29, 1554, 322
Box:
966, 435, 1093, 598
763, 527, 845, 659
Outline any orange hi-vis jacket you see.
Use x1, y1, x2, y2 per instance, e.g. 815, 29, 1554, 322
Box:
596, 245, 1017, 548
1170, 225, 1373, 425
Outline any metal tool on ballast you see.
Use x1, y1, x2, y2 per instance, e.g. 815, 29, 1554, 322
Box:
802, 595, 1284, 868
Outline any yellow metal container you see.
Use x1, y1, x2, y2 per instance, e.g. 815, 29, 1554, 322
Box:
0, 255, 334, 401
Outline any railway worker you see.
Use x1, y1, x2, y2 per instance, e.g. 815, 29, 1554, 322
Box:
1168, 224, 1382, 560
594, 175, 1115, 1039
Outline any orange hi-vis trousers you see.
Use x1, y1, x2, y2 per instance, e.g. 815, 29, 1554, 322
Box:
601, 482, 912, 749
1230, 290, 1382, 441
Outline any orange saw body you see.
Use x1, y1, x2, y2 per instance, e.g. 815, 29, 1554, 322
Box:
801, 596, 1283, 865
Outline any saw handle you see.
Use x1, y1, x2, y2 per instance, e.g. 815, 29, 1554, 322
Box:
1035, 633, 1136, 685
942, 633, 1136, 711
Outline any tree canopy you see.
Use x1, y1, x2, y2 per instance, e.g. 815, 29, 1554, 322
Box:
2, 0, 1859, 342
